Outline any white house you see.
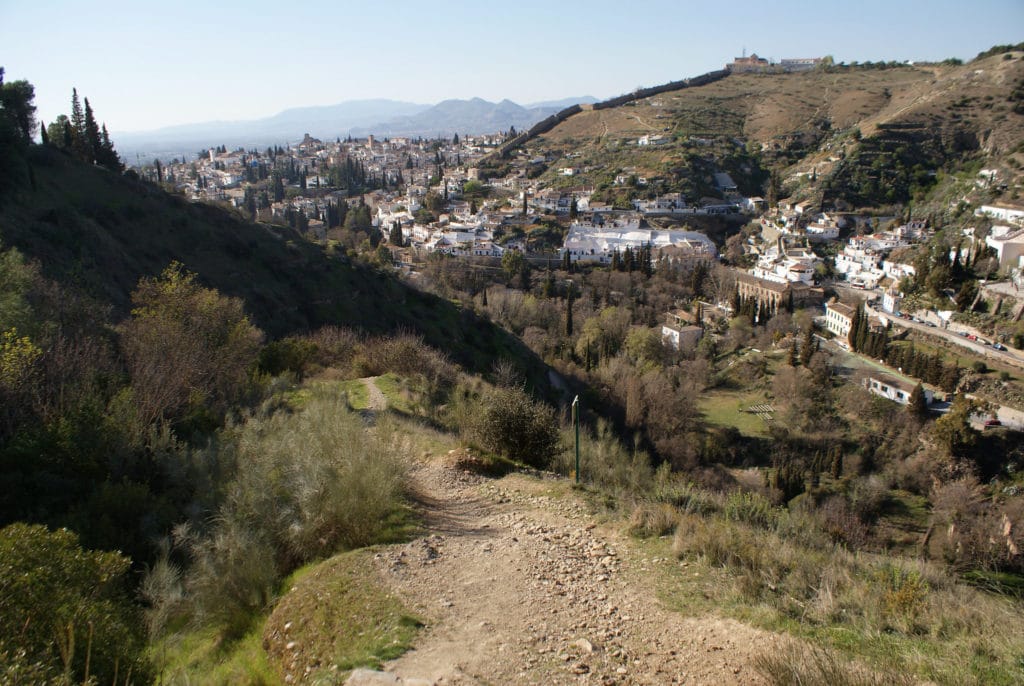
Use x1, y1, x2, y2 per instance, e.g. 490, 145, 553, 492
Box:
662, 311, 703, 350
976, 203, 1024, 225
864, 374, 933, 406
825, 300, 856, 339
881, 286, 902, 316
985, 227, 1024, 271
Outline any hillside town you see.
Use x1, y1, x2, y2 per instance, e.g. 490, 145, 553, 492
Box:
135, 55, 1024, 432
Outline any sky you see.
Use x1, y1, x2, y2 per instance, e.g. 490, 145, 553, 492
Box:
2, 0, 1023, 134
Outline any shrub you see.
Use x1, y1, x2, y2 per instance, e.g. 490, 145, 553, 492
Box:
554, 418, 653, 495
258, 336, 317, 379
628, 502, 680, 538
0, 523, 149, 684
161, 389, 411, 637
724, 490, 779, 529
472, 386, 560, 468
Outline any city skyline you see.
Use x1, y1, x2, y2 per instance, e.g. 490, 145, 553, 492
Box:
2, 0, 1022, 135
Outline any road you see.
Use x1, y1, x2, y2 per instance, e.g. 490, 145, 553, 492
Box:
863, 302, 1024, 371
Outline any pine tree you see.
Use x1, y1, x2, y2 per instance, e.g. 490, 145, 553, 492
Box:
39, 122, 49, 145
481, 287, 488, 307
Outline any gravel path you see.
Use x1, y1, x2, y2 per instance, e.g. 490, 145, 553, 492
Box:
364, 453, 779, 685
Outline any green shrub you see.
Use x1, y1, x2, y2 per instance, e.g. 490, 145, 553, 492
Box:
472, 386, 560, 469
0, 523, 149, 684
258, 336, 317, 379
724, 490, 779, 529
156, 388, 411, 639
554, 418, 653, 494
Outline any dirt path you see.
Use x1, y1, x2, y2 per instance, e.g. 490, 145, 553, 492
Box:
362, 376, 388, 411
366, 455, 780, 685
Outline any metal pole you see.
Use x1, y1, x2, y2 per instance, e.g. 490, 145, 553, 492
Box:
572, 395, 580, 484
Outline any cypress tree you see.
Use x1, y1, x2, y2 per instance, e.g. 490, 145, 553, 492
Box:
800, 326, 815, 366
908, 383, 928, 418
39, 122, 49, 145
566, 290, 574, 336
83, 97, 101, 163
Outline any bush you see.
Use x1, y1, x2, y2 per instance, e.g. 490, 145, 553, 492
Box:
158, 389, 411, 638
0, 523, 149, 684
724, 490, 779, 529
554, 418, 653, 495
471, 386, 560, 469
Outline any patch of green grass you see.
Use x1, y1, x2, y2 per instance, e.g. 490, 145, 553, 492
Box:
375, 373, 415, 413
337, 379, 370, 410
150, 615, 279, 685
264, 550, 422, 679
699, 390, 772, 437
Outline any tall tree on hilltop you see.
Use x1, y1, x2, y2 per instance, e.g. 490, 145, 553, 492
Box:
70, 88, 88, 161
83, 97, 102, 164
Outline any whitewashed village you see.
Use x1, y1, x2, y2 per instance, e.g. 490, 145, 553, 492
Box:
140, 53, 1024, 429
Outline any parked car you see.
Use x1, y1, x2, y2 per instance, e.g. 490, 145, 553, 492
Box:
993, 342, 1006, 351
984, 418, 1002, 427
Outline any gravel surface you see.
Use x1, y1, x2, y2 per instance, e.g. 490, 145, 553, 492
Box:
364, 453, 779, 685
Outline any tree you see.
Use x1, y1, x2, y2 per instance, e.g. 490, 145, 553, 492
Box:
0, 524, 148, 684
69, 87, 88, 160
566, 289, 574, 336
0, 72, 37, 143
83, 97, 101, 163
119, 262, 263, 428
907, 382, 928, 419
501, 250, 525, 283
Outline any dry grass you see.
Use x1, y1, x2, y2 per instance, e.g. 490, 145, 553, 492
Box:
669, 509, 1024, 684
755, 641, 915, 686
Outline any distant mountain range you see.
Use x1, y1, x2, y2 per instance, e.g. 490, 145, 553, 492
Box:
113, 96, 598, 162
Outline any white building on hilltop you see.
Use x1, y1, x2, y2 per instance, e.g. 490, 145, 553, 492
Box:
561, 223, 717, 266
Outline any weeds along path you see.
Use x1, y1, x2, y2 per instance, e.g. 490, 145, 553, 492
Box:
371, 455, 778, 685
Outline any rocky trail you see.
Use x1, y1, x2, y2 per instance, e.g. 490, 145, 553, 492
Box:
351, 451, 781, 685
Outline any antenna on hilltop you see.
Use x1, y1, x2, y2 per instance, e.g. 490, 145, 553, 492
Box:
742, 46, 746, 58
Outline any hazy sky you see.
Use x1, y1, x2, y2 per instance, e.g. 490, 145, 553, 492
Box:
3, 0, 1022, 133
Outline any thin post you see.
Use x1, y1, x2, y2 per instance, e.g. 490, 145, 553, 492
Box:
572, 395, 580, 484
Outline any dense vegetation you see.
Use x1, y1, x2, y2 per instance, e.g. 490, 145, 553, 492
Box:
3, 54, 1024, 684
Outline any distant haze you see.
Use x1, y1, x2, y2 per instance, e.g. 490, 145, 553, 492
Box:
113, 96, 598, 163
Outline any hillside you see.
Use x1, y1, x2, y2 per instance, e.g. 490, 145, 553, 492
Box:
521, 51, 1024, 214
0, 146, 541, 379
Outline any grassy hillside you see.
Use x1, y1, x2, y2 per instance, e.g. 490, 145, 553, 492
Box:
0, 145, 542, 381
524, 50, 1024, 214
